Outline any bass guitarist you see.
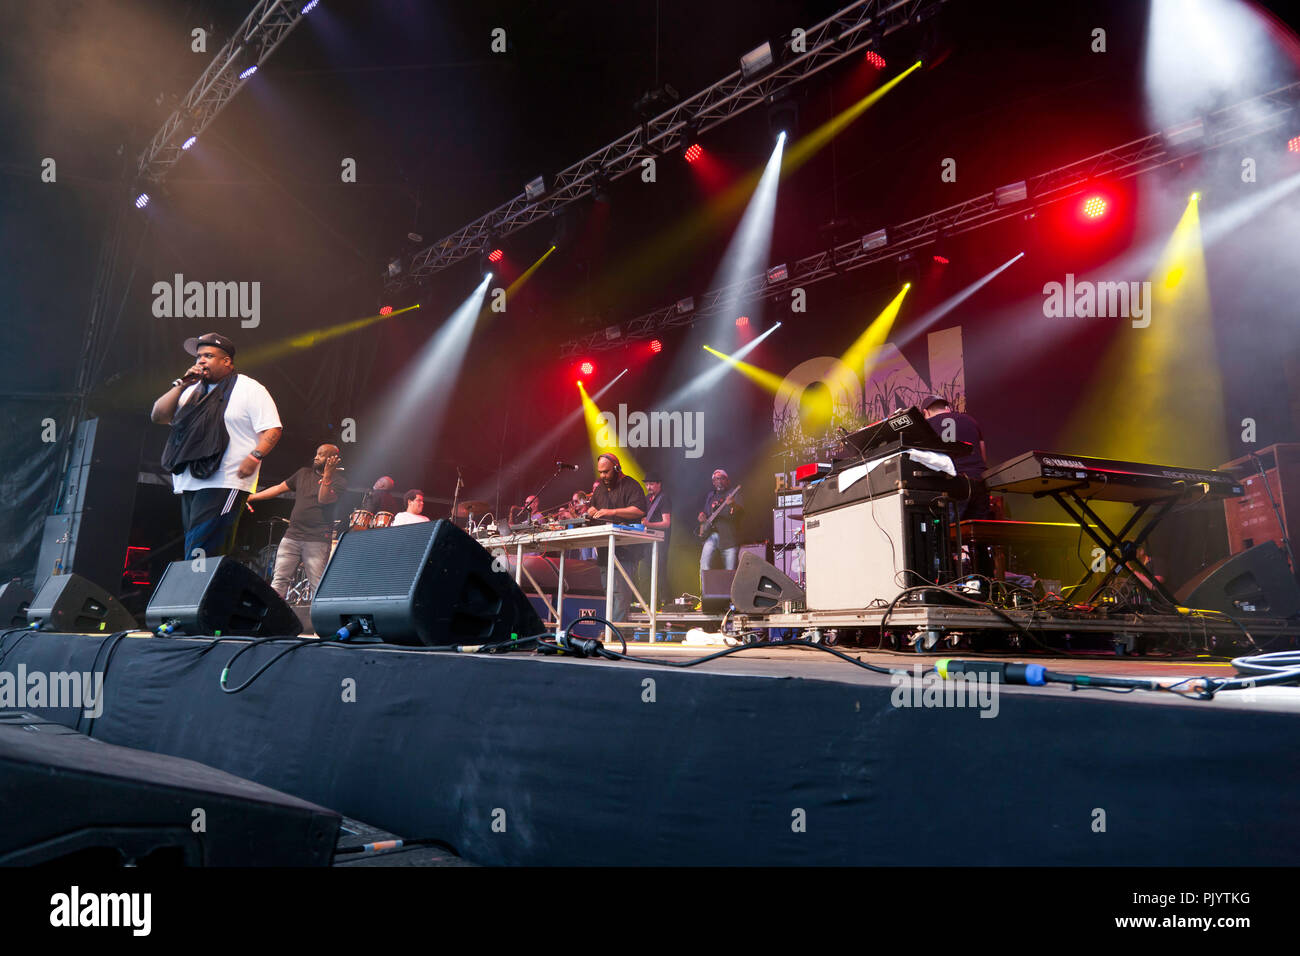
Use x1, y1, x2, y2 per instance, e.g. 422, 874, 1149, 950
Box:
697, 468, 743, 599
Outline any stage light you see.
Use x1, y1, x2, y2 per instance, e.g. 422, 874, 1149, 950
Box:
766, 263, 788, 284
302, 0, 320, 12
1290, 135, 1300, 154
995, 180, 1028, 206
181, 136, 197, 150
1191, 191, 1200, 202
525, 175, 546, 200
932, 255, 949, 264
134, 193, 150, 209
379, 306, 393, 316
736, 315, 749, 328
740, 41, 774, 79
386, 257, 402, 277
649, 339, 663, 354
861, 228, 888, 251
488, 248, 503, 263
865, 50, 886, 70
675, 296, 694, 315
684, 143, 702, 163
1082, 195, 1107, 219
580, 360, 595, 376
239, 64, 258, 81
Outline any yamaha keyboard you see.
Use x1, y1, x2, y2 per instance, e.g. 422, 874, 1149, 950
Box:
983, 451, 1244, 503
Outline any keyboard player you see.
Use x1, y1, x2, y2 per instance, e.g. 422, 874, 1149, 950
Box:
921, 395, 990, 520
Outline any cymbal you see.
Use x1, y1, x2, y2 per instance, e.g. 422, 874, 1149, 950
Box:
455, 500, 490, 516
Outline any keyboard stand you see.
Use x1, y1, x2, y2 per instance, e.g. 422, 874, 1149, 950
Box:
1038, 484, 1183, 606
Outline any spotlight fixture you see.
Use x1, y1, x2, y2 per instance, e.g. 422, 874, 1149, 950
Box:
525, 175, 546, 200
488, 248, 504, 264
580, 360, 595, 376
181, 135, 197, 150
239, 64, 258, 80
682, 117, 703, 162
684, 143, 702, 163
379, 306, 393, 316
736, 315, 750, 328
386, 257, 402, 277
591, 170, 612, 203
994, 180, 1027, 206
302, 0, 320, 12
740, 41, 774, 79
861, 228, 889, 251
134, 193, 150, 209
675, 296, 694, 315
766, 263, 789, 284
932, 255, 949, 265
865, 50, 886, 70
1288, 134, 1300, 154
649, 339, 663, 354
603, 325, 622, 341
1082, 195, 1107, 219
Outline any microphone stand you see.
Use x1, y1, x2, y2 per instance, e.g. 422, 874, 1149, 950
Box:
449, 466, 464, 521
519, 464, 567, 526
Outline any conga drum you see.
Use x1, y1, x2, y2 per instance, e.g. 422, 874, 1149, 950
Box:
372, 511, 395, 528
349, 509, 374, 530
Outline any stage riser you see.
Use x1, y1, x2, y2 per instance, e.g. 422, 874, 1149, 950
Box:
6, 632, 1300, 866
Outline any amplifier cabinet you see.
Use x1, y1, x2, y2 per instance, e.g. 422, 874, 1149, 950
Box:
804, 490, 952, 611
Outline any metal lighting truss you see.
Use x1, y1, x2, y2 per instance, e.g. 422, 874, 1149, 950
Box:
389, 0, 946, 290
136, 0, 307, 184
558, 79, 1300, 356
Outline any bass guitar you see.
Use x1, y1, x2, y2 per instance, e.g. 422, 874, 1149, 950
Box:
697, 484, 742, 539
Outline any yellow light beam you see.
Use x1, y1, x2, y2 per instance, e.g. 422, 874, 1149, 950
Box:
840, 284, 910, 380
239, 304, 420, 366
577, 380, 645, 483
505, 245, 557, 300
702, 344, 785, 394
783, 61, 922, 176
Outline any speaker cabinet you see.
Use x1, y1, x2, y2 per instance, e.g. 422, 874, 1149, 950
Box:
0, 579, 36, 628
27, 573, 139, 633
1175, 540, 1300, 618
311, 520, 544, 645
146, 556, 302, 636
0, 713, 338, 866
701, 569, 737, 613
730, 552, 805, 614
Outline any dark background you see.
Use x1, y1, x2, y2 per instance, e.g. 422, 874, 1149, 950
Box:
3, 0, 1300, 603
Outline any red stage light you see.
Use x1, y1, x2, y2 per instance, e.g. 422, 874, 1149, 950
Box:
379, 306, 393, 315
736, 315, 749, 328
932, 255, 949, 264
488, 248, 504, 263
684, 143, 702, 163
865, 50, 886, 69
649, 339, 662, 354
1289, 135, 1300, 154
1082, 195, 1107, 219
579, 360, 594, 376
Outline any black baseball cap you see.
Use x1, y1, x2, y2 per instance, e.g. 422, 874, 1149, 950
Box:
184, 332, 235, 358
920, 394, 949, 410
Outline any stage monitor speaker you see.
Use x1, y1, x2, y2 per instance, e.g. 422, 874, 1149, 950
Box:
1175, 540, 1300, 618
730, 552, 805, 614
0, 713, 338, 866
701, 568, 737, 613
0, 579, 36, 628
146, 556, 302, 637
27, 573, 139, 633
311, 520, 545, 645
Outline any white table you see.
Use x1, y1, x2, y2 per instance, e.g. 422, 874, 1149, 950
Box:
477, 524, 663, 640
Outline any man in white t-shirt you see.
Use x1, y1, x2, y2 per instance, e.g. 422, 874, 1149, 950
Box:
151, 332, 282, 560
391, 489, 431, 526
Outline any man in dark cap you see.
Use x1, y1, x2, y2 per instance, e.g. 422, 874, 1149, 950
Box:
920, 394, 989, 520
151, 333, 282, 559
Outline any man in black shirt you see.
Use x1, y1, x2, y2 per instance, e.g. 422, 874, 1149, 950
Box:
639, 476, 672, 607
920, 395, 990, 520
698, 468, 743, 596
247, 444, 347, 599
584, 453, 647, 625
